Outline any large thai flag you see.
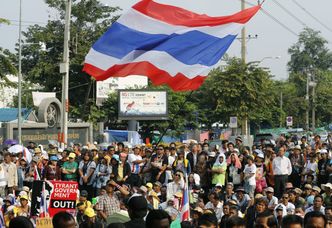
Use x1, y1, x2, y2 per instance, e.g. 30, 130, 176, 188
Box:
83, 0, 260, 91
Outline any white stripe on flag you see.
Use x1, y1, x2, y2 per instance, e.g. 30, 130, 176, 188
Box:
85, 49, 212, 79
118, 8, 243, 38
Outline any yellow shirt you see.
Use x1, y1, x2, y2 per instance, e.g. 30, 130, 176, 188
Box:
118, 164, 124, 180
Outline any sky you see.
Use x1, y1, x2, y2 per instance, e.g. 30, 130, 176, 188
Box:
1, 0, 332, 80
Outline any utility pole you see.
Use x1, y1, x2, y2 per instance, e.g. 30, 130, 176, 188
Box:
241, 0, 248, 137
305, 70, 310, 131
60, 0, 72, 148
280, 92, 283, 127
311, 71, 316, 131
17, 0, 22, 145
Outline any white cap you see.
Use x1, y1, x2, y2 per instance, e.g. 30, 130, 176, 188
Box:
320, 149, 328, 154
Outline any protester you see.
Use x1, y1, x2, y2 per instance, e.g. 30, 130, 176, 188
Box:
0, 133, 331, 227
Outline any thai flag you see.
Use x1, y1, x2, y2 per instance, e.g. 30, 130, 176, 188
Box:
83, 0, 260, 91
0, 210, 5, 228
34, 166, 41, 181
39, 181, 49, 217
181, 176, 190, 221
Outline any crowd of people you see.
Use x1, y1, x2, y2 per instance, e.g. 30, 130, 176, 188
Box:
0, 134, 332, 228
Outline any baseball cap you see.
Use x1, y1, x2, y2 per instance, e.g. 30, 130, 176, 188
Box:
294, 145, 301, 150
265, 187, 274, 193
208, 151, 216, 157
253, 149, 262, 154
215, 183, 223, 188
235, 187, 245, 192
146, 183, 153, 189
84, 208, 96, 217
320, 149, 328, 154
34, 148, 41, 154
50, 156, 58, 161
154, 181, 162, 187
68, 153, 76, 159
322, 183, 332, 191
304, 184, 312, 190
257, 153, 264, 159
139, 186, 148, 193
312, 186, 321, 193
20, 195, 29, 201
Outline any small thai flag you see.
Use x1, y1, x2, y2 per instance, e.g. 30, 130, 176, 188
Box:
39, 181, 49, 217
181, 176, 190, 221
34, 166, 41, 180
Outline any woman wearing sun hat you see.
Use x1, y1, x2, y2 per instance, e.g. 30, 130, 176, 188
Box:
13, 195, 30, 217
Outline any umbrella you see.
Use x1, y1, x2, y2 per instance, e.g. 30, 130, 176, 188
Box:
8, 145, 32, 163
3, 139, 18, 146
106, 211, 130, 225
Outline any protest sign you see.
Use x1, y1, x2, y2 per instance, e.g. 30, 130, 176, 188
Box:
48, 181, 78, 217
31, 180, 78, 217
36, 217, 53, 228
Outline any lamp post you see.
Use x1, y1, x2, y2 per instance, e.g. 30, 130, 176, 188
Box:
60, 0, 72, 148
17, 0, 46, 144
17, 0, 23, 144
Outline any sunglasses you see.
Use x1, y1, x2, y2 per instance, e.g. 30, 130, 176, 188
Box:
175, 174, 181, 177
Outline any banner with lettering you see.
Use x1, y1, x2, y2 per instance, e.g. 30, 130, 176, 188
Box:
31, 180, 78, 217
48, 181, 78, 217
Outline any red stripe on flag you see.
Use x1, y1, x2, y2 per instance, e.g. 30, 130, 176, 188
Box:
132, 0, 261, 27
83, 62, 207, 91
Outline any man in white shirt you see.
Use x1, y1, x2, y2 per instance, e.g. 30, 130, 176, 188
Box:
272, 147, 292, 198
165, 147, 177, 184
281, 193, 295, 214
205, 192, 223, 223
305, 195, 325, 215
243, 156, 256, 198
166, 171, 184, 200
127, 145, 146, 187
263, 187, 278, 211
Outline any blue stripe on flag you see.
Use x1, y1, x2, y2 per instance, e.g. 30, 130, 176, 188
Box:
92, 22, 237, 66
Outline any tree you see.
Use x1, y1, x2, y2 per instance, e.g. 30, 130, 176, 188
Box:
288, 28, 332, 96
193, 58, 274, 131
0, 48, 17, 86
20, 0, 120, 119
287, 28, 332, 128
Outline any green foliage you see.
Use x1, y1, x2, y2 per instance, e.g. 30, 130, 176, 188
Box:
19, 0, 120, 120
193, 58, 274, 129
0, 48, 17, 86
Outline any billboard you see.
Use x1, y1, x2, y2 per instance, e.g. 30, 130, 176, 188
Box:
118, 90, 168, 120
96, 76, 148, 106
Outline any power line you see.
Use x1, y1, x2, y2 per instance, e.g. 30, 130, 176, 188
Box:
238, 0, 299, 37
271, 0, 307, 27
292, 0, 332, 33
260, 8, 298, 37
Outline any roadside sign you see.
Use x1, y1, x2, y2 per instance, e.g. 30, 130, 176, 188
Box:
286, 116, 293, 127
229, 117, 238, 128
